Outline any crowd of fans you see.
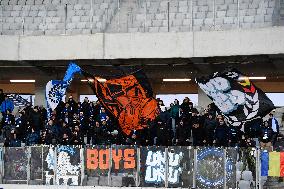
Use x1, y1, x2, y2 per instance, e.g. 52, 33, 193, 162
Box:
152, 97, 280, 151
0, 89, 281, 150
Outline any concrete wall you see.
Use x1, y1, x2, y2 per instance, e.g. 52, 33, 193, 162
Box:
0, 185, 141, 189
0, 26, 284, 61
0, 0, 283, 35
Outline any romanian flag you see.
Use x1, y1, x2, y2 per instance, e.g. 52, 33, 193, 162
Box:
261, 151, 284, 177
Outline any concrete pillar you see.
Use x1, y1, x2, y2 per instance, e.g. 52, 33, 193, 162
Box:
198, 87, 212, 108
67, 81, 80, 102
34, 80, 47, 107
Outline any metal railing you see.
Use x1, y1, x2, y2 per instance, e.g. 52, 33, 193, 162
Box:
0, 145, 276, 188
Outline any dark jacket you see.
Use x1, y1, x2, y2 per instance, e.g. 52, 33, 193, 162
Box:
191, 115, 204, 146
191, 116, 204, 137
204, 118, 218, 137
62, 126, 72, 138
26, 132, 40, 146
51, 124, 62, 141
93, 104, 101, 118
214, 123, 228, 145
70, 131, 83, 145
81, 101, 91, 117
39, 108, 48, 122
259, 126, 274, 143
39, 133, 52, 145
67, 99, 78, 114
176, 118, 191, 144
2, 113, 15, 126
15, 115, 28, 139
244, 118, 262, 138
228, 125, 242, 143
93, 126, 106, 145
9, 138, 21, 147
61, 138, 70, 145
30, 111, 43, 131
180, 102, 193, 116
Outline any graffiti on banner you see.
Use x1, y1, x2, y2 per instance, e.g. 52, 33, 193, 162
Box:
140, 147, 165, 187
4, 148, 28, 181
45, 146, 81, 185
167, 147, 194, 188
31, 146, 44, 180
144, 150, 184, 184
196, 148, 233, 189
140, 147, 188, 187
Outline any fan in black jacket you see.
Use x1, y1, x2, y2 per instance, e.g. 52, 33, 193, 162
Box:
203, 114, 218, 146
259, 121, 273, 150
214, 119, 229, 147
191, 111, 204, 147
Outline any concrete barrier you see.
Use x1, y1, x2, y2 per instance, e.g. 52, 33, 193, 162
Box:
1, 27, 284, 60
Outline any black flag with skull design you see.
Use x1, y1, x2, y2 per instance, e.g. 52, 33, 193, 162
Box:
196, 69, 275, 126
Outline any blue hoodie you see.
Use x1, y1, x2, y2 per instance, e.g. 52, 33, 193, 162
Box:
0, 99, 14, 113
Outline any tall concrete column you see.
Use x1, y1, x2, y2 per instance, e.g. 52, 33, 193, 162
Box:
67, 81, 80, 102
198, 87, 212, 108
34, 80, 47, 107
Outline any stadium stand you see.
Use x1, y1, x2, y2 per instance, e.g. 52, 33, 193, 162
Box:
0, 0, 283, 35
0, 0, 119, 35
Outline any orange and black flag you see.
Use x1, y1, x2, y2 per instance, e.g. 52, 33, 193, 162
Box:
82, 70, 160, 136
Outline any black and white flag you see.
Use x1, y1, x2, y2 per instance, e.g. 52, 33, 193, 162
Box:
196, 70, 275, 126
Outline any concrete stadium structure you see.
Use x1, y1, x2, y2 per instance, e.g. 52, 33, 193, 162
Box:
0, 0, 284, 114
0, 0, 283, 112
0, 1, 284, 189
0, 0, 283, 35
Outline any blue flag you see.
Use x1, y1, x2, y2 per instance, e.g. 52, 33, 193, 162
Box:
46, 62, 82, 111
261, 151, 269, 176
63, 62, 82, 84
